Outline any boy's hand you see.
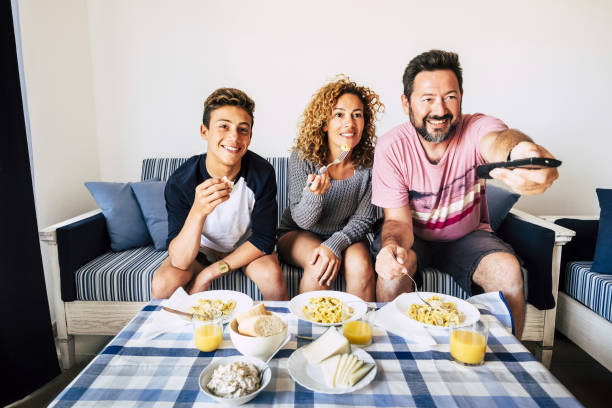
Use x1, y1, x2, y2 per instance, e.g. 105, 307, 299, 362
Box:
192, 178, 232, 217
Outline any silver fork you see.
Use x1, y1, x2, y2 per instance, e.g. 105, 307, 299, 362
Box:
405, 273, 434, 308
306, 149, 350, 188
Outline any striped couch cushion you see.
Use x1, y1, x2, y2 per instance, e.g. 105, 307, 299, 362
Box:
564, 261, 612, 322
75, 246, 167, 301
74, 246, 345, 301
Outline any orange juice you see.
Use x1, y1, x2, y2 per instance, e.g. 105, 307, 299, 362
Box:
194, 324, 223, 352
450, 330, 486, 365
343, 320, 372, 345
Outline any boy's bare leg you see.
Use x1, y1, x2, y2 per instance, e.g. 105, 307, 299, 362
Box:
342, 241, 375, 302
151, 257, 203, 299
244, 253, 289, 300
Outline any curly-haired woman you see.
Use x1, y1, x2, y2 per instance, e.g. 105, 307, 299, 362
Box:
277, 76, 384, 301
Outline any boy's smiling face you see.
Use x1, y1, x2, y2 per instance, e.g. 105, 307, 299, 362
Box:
201, 105, 252, 173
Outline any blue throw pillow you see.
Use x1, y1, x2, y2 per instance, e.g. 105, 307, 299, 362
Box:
85, 182, 152, 251
486, 184, 520, 231
130, 181, 168, 250
592, 188, 612, 274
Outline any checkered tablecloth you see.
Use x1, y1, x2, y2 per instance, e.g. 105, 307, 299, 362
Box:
50, 293, 581, 407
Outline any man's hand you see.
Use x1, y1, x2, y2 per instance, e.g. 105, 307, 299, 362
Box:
192, 178, 232, 217
307, 172, 331, 195
490, 141, 559, 195
375, 244, 410, 280
310, 244, 340, 286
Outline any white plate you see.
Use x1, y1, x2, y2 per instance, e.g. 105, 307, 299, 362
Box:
189, 290, 253, 324
393, 292, 480, 329
289, 290, 368, 326
287, 347, 376, 394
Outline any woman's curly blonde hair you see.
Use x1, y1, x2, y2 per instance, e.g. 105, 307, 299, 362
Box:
293, 75, 384, 168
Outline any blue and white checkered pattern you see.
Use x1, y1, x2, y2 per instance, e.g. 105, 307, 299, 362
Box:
565, 261, 612, 322
49, 294, 579, 407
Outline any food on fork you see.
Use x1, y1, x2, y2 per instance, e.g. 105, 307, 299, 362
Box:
340, 144, 351, 151
407, 295, 464, 327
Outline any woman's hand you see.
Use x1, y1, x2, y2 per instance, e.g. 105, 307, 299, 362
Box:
310, 244, 340, 286
307, 172, 331, 195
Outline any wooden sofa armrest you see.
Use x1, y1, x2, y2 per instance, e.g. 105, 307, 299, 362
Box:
39, 209, 103, 243
509, 209, 576, 244
498, 209, 575, 310
39, 209, 110, 302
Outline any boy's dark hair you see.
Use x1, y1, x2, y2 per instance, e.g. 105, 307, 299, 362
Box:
402, 50, 463, 99
202, 88, 255, 128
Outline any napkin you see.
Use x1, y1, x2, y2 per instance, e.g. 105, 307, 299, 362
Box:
138, 287, 194, 341
371, 302, 436, 345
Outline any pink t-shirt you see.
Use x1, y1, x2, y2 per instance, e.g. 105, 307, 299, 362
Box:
372, 113, 508, 242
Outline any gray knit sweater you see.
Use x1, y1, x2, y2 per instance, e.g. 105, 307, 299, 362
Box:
277, 149, 377, 259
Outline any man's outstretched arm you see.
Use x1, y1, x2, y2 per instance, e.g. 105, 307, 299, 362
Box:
479, 129, 559, 195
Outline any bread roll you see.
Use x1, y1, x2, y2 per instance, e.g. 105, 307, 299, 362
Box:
235, 303, 270, 325
238, 315, 286, 337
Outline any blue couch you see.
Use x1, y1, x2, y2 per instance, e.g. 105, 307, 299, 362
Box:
39, 157, 575, 369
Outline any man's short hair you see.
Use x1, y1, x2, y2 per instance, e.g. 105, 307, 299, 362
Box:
402, 50, 463, 99
202, 88, 255, 128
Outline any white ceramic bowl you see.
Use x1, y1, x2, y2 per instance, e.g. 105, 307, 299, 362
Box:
199, 356, 271, 406
229, 313, 288, 362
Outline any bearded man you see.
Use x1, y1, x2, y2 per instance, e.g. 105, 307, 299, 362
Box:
371, 50, 559, 338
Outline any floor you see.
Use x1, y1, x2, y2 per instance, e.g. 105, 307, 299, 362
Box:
8, 332, 612, 408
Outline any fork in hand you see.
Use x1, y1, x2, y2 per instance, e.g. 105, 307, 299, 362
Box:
305, 149, 350, 189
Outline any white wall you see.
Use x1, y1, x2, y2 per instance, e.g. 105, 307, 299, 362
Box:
18, 0, 101, 321
85, 0, 612, 215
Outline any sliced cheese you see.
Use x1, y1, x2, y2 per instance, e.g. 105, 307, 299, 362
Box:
337, 354, 353, 387
336, 354, 355, 387
348, 363, 374, 387
340, 357, 364, 386
302, 326, 350, 365
320, 354, 341, 388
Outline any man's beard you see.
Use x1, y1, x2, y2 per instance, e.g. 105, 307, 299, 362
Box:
409, 106, 460, 143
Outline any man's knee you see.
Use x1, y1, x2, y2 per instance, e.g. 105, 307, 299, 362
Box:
475, 252, 522, 294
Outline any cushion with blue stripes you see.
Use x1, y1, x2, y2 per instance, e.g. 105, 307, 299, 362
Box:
564, 261, 612, 322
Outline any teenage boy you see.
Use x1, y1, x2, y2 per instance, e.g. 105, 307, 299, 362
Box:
151, 88, 288, 300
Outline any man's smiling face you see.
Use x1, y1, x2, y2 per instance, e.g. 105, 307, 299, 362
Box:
402, 69, 462, 143
201, 105, 252, 169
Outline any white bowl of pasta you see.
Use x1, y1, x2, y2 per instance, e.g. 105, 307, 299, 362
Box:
393, 292, 480, 329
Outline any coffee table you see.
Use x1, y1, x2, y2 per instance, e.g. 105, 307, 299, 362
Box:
49, 297, 581, 407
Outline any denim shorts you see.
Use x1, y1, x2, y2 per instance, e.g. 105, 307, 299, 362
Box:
370, 229, 520, 296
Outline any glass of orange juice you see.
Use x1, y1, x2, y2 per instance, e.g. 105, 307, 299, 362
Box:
342, 302, 373, 347
192, 309, 223, 352
450, 320, 488, 366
